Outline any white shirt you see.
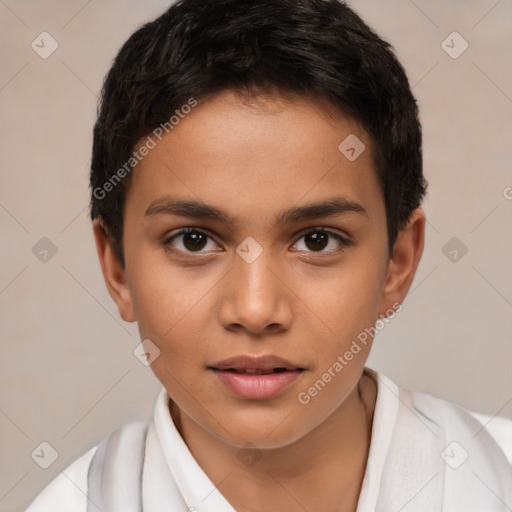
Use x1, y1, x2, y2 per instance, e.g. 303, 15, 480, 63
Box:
25, 367, 512, 511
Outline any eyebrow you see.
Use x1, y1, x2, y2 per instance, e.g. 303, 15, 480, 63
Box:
144, 196, 368, 225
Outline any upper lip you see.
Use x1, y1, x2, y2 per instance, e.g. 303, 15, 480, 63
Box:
209, 355, 304, 372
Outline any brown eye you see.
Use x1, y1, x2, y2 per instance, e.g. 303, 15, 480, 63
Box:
304, 231, 329, 251
164, 228, 219, 253
182, 230, 208, 251
292, 228, 348, 253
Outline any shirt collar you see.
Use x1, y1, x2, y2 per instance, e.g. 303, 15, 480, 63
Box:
153, 366, 399, 511
153, 388, 236, 511
356, 367, 400, 511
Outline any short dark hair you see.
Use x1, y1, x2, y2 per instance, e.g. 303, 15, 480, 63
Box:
90, 0, 428, 269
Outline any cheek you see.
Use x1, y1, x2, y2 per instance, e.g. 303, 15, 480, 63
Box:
291, 267, 381, 428
128, 253, 217, 360
296, 259, 384, 349
131, 267, 212, 404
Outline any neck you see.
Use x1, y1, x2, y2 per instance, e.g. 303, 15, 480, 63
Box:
170, 372, 377, 512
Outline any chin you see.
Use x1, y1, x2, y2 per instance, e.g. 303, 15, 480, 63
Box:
207, 406, 313, 450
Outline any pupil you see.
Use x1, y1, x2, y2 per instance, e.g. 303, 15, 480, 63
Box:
184, 231, 207, 251
305, 231, 328, 251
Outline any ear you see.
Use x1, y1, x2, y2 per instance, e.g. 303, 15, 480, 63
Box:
92, 219, 136, 323
378, 208, 426, 316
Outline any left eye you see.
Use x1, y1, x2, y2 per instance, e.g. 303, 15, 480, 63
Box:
292, 228, 347, 253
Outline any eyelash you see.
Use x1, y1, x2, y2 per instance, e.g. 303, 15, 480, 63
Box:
162, 227, 350, 257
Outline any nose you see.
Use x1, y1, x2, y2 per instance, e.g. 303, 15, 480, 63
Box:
218, 248, 293, 336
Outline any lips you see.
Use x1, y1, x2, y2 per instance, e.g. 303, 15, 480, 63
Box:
208, 355, 305, 400
225, 368, 288, 375
209, 355, 304, 373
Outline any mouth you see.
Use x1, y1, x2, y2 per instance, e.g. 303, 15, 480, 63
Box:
216, 367, 300, 374
209, 354, 304, 373
208, 355, 305, 400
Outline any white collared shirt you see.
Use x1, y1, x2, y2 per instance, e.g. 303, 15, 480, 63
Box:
25, 367, 512, 511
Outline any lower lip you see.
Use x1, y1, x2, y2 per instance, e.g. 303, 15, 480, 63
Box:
211, 369, 303, 400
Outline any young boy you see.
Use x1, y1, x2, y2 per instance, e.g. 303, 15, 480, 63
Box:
25, 0, 512, 510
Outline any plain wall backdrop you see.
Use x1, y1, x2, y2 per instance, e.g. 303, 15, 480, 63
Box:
1, 1, 511, 510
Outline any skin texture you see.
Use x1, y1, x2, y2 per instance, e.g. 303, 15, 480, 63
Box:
93, 90, 425, 512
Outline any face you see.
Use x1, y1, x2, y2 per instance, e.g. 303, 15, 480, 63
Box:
95, 90, 424, 449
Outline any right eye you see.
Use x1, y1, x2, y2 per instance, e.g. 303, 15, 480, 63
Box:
162, 228, 222, 254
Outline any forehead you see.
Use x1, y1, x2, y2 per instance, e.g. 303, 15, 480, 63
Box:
124, 90, 384, 227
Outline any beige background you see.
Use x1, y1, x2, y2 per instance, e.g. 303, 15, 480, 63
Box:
1, 1, 511, 510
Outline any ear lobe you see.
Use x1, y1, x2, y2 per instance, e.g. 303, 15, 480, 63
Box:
92, 219, 136, 323
379, 208, 426, 313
